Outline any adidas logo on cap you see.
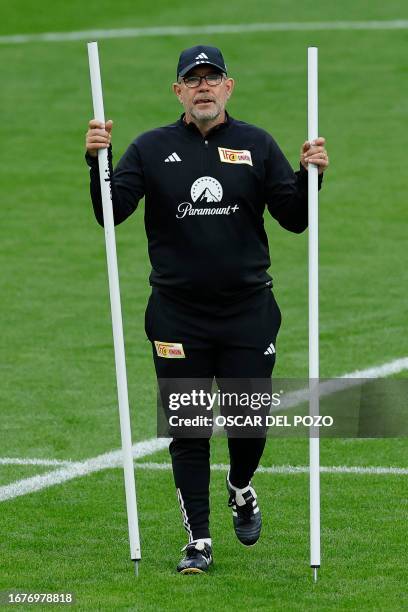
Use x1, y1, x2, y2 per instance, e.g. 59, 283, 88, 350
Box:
177, 46, 227, 79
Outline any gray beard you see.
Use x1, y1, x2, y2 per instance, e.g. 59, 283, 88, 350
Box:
190, 104, 221, 122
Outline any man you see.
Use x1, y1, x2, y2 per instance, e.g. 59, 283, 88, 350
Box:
85, 45, 329, 574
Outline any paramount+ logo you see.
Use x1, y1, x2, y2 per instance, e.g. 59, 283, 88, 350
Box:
176, 176, 240, 219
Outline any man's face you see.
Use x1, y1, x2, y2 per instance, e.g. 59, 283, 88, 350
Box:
173, 66, 234, 122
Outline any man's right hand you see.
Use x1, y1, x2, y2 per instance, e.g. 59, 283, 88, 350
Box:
85, 119, 113, 157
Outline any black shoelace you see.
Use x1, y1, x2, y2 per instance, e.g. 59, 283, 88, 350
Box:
185, 543, 211, 560
228, 492, 254, 520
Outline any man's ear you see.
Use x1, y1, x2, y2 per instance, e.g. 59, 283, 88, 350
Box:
225, 77, 235, 98
173, 82, 182, 101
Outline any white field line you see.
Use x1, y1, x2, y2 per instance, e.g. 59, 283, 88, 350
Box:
276, 356, 408, 412
0, 356, 407, 503
1, 20, 408, 45
0, 438, 169, 503
0, 458, 73, 467
137, 462, 408, 476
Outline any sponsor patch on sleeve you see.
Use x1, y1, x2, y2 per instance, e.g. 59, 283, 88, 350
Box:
218, 147, 253, 166
154, 341, 185, 358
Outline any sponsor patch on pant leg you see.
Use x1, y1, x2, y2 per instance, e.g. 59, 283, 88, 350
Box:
154, 341, 186, 358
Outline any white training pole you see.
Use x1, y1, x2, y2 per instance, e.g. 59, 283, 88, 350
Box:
308, 46, 321, 582
87, 41, 141, 573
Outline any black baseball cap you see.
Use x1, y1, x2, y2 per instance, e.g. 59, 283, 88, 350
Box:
177, 45, 227, 79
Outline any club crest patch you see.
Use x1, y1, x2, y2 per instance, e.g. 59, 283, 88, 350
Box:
218, 147, 253, 166
154, 341, 185, 358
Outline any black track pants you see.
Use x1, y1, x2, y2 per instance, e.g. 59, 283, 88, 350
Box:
145, 287, 281, 541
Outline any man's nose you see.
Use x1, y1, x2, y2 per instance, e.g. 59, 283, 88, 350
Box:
198, 81, 210, 92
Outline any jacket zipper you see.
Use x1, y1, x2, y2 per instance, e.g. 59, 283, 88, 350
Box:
203, 139, 209, 173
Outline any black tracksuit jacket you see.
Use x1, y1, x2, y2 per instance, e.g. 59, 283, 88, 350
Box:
86, 112, 322, 304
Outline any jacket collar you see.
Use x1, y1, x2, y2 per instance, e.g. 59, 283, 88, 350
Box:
177, 111, 232, 137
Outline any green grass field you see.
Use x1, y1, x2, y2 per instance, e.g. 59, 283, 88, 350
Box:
1, 1, 408, 610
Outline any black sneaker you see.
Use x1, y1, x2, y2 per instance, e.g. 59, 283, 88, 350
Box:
176, 541, 213, 574
227, 474, 262, 546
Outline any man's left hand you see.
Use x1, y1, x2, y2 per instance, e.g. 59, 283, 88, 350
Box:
300, 137, 329, 175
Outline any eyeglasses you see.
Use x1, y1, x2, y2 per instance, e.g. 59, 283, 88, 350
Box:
181, 73, 224, 88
